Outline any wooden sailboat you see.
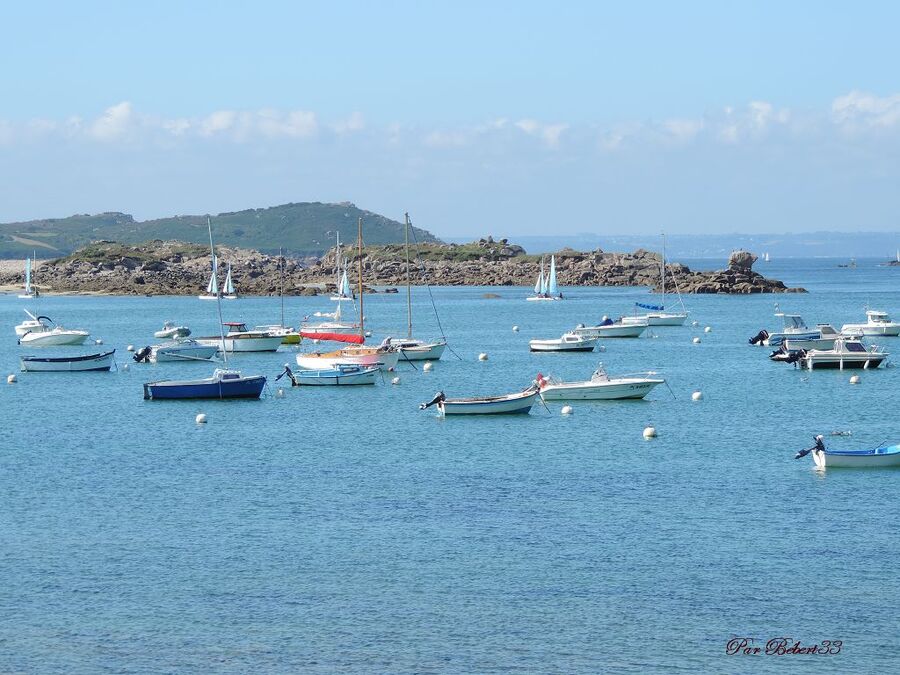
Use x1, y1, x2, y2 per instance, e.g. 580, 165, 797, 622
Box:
390, 212, 448, 361
296, 217, 399, 371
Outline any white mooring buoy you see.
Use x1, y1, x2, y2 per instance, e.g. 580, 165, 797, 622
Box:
7, 374, 17, 384
127, 345, 134, 352
391, 376, 401, 385
275, 388, 285, 398
561, 405, 573, 416
95, 339, 103, 345
478, 353, 488, 361
692, 337, 701, 344
423, 362, 433, 372
195, 413, 207, 424
512, 325, 519, 332
691, 320, 699, 327
122, 363, 129, 372
849, 375, 861, 385
643, 426, 657, 439
691, 391, 703, 401
704, 326, 712, 333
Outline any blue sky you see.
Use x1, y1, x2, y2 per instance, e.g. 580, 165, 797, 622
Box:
1, 1, 899, 237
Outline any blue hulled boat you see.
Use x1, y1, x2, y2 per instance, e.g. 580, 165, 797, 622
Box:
143, 369, 266, 400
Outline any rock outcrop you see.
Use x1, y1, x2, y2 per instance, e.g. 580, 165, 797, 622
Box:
0, 240, 805, 295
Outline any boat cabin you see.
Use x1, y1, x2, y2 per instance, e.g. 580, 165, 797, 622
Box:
223, 322, 249, 334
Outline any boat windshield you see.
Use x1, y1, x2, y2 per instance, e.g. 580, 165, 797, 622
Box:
845, 342, 866, 352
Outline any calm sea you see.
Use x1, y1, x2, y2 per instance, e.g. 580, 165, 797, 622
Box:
1, 258, 897, 673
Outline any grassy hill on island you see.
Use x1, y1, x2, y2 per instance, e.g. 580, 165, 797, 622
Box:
0, 202, 439, 258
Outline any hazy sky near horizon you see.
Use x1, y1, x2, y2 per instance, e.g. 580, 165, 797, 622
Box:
1, 1, 899, 237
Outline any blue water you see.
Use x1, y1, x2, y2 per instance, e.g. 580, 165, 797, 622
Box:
1, 259, 897, 673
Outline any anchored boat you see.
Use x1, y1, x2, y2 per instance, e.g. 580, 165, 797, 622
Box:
529, 332, 600, 352
796, 436, 900, 469
194, 322, 283, 352
277, 364, 378, 386
20, 350, 115, 372
154, 321, 191, 339
841, 310, 900, 337
536, 366, 664, 400
420, 386, 541, 415
622, 234, 687, 326
573, 318, 647, 338
800, 338, 888, 370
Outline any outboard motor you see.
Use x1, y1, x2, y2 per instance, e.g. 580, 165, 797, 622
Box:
795, 435, 826, 460
133, 346, 152, 363
275, 364, 299, 387
749, 329, 769, 345
419, 391, 446, 410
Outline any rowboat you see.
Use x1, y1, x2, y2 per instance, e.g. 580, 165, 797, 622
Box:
529, 332, 599, 352
797, 436, 900, 469
536, 366, 664, 400
18, 326, 90, 346
420, 386, 540, 415
143, 368, 266, 400
20, 350, 115, 372
572, 319, 646, 338
278, 364, 378, 386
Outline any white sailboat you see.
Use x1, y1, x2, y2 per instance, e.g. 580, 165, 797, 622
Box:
764, 252, 771, 262
222, 264, 237, 300
18, 255, 39, 299
198, 254, 219, 300
622, 234, 687, 326
330, 233, 354, 301
527, 255, 562, 301
389, 212, 447, 361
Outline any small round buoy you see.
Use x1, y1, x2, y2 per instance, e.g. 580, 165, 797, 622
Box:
313, 339, 320, 344
122, 363, 129, 372
643, 426, 657, 439
423, 362, 433, 372
601, 315, 609, 322
704, 326, 712, 333
275, 387, 285, 398
692, 337, 701, 344
127, 345, 134, 352
95, 339, 103, 345
195, 413, 207, 424
849, 375, 861, 384
365, 331, 372, 338
512, 325, 519, 332
478, 353, 488, 361
691, 391, 703, 401
391, 376, 400, 385
597, 345, 606, 352
7, 374, 17, 384
561, 405, 573, 416
691, 320, 699, 327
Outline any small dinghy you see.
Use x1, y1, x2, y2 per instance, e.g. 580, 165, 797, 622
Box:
20, 350, 115, 372
796, 436, 900, 469
419, 385, 540, 415
143, 368, 266, 400
529, 332, 599, 352
277, 364, 378, 386
572, 317, 646, 338
154, 321, 191, 339
536, 365, 664, 400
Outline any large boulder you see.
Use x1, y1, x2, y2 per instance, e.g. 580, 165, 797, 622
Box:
728, 250, 757, 271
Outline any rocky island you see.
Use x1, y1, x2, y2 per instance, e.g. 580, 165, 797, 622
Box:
0, 238, 805, 296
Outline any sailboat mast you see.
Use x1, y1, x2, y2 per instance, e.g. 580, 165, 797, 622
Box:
357, 217, 364, 337
207, 217, 228, 364
405, 212, 412, 339
279, 247, 284, 326
660, 233, 666, 307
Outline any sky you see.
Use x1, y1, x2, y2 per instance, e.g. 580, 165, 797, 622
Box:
1, 1, 899, 238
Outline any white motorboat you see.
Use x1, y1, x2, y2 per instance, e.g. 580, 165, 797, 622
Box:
841, 310, 900, 337
18, 256, 39, 299
529, 332, 600, 352
751, 313, 820, 347
194, 322, 283, 352
536, 365, 664, 400
801, 338, 888, 370
20, 350, 115, 372
255, 324, 302, 344
391, 338, 447, 361
18, 326, 90, 346
573, 318, 647, 338
154, 321, 191, 339
15, 310, 52, 337
796, 436, 900, 469
783, 324, 845, 351
622, 234, 687, 326
198, 253, 220, 301
527, 255, 563, 301
419, 386, 540, 415
143, 339, 219, 363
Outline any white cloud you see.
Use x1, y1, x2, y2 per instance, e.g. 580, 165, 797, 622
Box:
715, 100, 790, 143
89, 101, 135, 141
331, 111, 365, 135
515, 118, 568, 148
832, 91, 900, 129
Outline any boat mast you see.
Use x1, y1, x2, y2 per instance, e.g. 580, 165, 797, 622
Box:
357, 216, 364, 338
279, 246, 284, 327
660, 233, 666, 308
207, 216, 228, 364
405, 212, 412, 339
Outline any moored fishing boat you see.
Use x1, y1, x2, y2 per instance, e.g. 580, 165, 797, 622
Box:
194, 322, 283, 352
841, 310, 900, 337
749, 313, 820, 347
529, 332, 599, 352
143, 368, 266, 399
536, 366, 664, 400
796, 436, 900, 469
419, 385, 541, 415
133, 339, 219, 363
800, 338, 888, 370
277, 364, 378, 386
154, 321, 191, 339
573, 318, 646, 338
20, 350, 115, 372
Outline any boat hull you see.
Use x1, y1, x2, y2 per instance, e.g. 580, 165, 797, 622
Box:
841, 324, 900, 337
396, 342, 447, 361
529, 340, 597, 352
814, 445, 900, 468
763, 331, 820, 347
294, 367, 378, 385
20, 350, 115, 372
194, 335, 283, 352
18, 331, 89, 346
154, 327, 191, 339
526, 296, 561, 302
296, 350, 400, 371
143, 374, 266, 400
540, 379, 663, 400
573, 324, 646, 338
802, 356, 886, 370
151, 344, 219, 362
438, 390, 539, 415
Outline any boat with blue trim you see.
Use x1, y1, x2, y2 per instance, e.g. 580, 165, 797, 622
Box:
143, 368, 266, 399
420, 385, 540, 415
20, 350, 116, 372
797, 436, 900, 468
